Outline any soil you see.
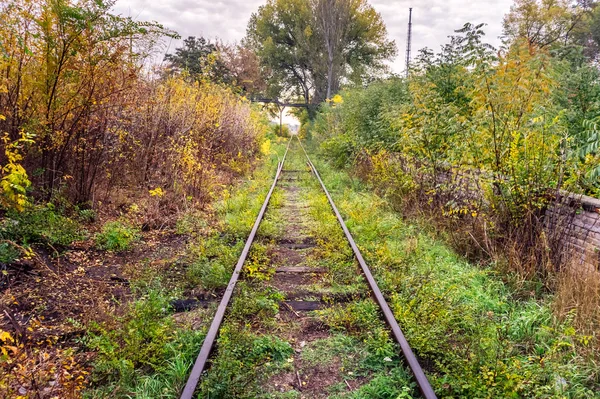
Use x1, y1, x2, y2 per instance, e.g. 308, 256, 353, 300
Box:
0, 228, 190, 343
0, 212, 197, 398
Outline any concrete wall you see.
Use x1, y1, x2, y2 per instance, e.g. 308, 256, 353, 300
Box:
545, 193, 600, 273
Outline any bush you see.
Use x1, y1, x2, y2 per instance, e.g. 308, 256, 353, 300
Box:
95, 221, 140, 252
312, 78, 408, 168
0, 242, 20, 264
0, 204, 84, 262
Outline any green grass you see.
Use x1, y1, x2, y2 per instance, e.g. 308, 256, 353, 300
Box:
0, 203, 86, 262
83, 139, 291, 398
307, 143, 600, 398
196, 142, 291, 398
95, 220, 141, 252
83, 284, 208, 398
196, 141, 421, 398
82, 138, 600, 397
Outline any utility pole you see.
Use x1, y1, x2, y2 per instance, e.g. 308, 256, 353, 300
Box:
405, 7, 412, 78
279, 105, 284, 137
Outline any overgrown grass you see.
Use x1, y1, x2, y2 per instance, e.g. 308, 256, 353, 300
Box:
198, 284, 292, 398
84, 284, 205, 398
83, 138, 290, 397
83, 138, 599, 397
305, 149, 600, 398
196, 142, 291, 397
196, 141, 420, 397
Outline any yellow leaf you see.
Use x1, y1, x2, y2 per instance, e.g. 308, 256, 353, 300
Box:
0, 330, 14, 342
149, 187, 165, 197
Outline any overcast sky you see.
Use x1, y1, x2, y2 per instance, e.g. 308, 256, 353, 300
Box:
113, 0, 515, 74
112, 0, 515, 123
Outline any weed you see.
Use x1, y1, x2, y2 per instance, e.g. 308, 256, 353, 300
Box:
332, 372, 415, 399
84, 286, 206, 398
77, 208, 97, 223
0, 242, 20, 263
95, 220, 140, 252
554, 266, 600, 340
0, 204, 84, 247
175, 210, 208, 236
198, 326, 293, 398
304, 153, 600, 397
244, 242, 275, 281
186, 236, 244, 290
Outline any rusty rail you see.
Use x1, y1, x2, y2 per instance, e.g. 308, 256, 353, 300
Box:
180, 139, 291, 399
296, 137, 437, 399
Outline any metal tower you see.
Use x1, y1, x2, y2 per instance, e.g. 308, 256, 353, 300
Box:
405, 7, 412, 77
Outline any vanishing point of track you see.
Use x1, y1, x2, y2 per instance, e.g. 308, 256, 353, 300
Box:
180, 137, 437, 399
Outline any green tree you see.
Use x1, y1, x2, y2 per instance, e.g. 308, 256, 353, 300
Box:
502, 0, 583, 49
164, 36, 232, 83
246, 0, 396, 108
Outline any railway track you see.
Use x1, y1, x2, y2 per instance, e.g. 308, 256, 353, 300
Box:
181, 137, 436, 399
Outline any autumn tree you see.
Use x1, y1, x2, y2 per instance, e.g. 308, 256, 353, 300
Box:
0, 0, 175, 202
220, 43, 267, 96
246, 0, 396, 107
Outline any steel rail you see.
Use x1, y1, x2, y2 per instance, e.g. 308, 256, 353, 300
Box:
180, 139, 292, 399
296, 137, 437, 399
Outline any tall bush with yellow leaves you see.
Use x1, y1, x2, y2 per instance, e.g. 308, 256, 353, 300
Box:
0, 0, 267, 212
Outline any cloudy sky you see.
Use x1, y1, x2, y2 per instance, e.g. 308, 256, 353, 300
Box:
112, 0, 515, 74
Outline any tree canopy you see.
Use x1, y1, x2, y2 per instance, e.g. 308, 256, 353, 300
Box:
245, 0, 396, 107
164, 36, 232, 83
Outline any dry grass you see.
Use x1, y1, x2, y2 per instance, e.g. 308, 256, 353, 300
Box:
554, 264, 600, 339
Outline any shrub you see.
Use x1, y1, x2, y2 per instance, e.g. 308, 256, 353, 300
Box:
0, 242, 20, 264
270, 123, 290, 137
85, 287, 205, 397
95, 221, 140, 252
0, 204, 84, 254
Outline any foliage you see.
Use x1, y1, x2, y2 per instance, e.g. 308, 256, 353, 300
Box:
221, 43, 267, 96
245, 0, 396, 106
164, 36, 232, 83
304, 156, 599, 397
577, 116, 600, 184
126, 77, 266, 204
85, 286, 205, 398
271, 123, 291, 137
310, 14, 600, 393
186, 235, 243, 290
0, 0, 265, 208
0, 203, 84, 253
0, 132, 34, 212
313, 78, 407, 168
503, 0, 582, 49
95, 220, 140, 252
312, 21, 600, 277
0, 0, 176, 201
